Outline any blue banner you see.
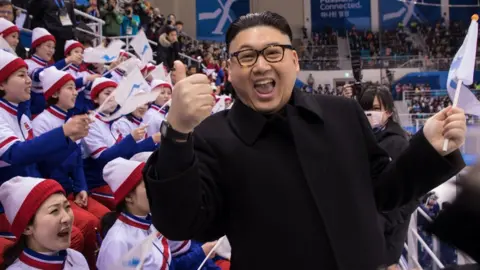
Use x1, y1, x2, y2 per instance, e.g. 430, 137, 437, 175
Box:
196, 0, 250, 41
380, 0, 441, 30
311, 0, 371, 32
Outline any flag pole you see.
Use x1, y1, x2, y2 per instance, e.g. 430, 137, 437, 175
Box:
442, 80, 463, 151
196, 237, 225, 270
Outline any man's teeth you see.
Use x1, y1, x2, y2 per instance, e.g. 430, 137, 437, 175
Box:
255, 80, 274, 86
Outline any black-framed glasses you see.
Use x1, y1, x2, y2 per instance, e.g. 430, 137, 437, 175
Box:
230, 44, 293, 67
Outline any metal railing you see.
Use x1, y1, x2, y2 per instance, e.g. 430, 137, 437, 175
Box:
299, 55, 422, 70
402, 90, 480, 103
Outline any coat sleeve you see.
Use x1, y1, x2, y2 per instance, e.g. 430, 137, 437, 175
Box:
111, 119, 131, 141
172, 243, 220, 270
96, 237, 129, 270
144, 132, 225, 241
352, 100, 465, 211
0, 123, 76, 166
82, 123, 138, 167
135, 137, 158, 152
72, 147, 88, 193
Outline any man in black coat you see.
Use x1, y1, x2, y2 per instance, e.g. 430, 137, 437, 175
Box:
143, 12, 467, 270
27, 0, 76, 61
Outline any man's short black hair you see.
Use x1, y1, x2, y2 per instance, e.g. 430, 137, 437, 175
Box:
225, 11, 292, 52
175, 21, 183, 26
123, 3, 132, 9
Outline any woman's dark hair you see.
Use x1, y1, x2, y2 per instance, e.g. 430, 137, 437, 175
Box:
165, 25, 177, 36
47, 97, 59, 107
358, 87, 400, 124
27, 47, 37, 59
225, 11, 293, 52
100, 200, 126, 238
2, 217, 35, 269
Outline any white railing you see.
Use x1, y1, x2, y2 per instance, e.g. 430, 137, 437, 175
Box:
406, 207, 445, 270
73, 9, 105, 46
402, 90, 452, 102
179, 52, 202, 67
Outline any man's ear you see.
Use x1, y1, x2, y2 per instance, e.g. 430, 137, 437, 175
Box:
292, 50, 300, 72
52, 91, 60, 99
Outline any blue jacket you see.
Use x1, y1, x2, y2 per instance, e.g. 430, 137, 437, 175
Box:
121, 15, 140, 36
38, 143, 88, 195
173, 241, 220, 270
83, 135, 158, 190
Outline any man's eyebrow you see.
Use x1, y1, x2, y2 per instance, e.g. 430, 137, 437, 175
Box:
236, 42, 282, 51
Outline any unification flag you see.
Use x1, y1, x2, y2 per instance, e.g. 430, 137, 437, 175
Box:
83, 39, 125, 63
446, 14, 480, 116
130, 30, 153, 64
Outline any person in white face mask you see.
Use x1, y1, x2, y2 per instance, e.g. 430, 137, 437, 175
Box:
359, 87, 419, 270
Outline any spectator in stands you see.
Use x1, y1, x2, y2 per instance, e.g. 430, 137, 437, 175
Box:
0, 0, 13, 22
342, 84, 354, 99
0, 177, 89, 269
97, 157, 172, 269
156, 25, 179, 70
145, 11, 467, 270
359, 87, 420, 270
100, 0, 122, 37
131, 0, 151, 31
32, 66, 108, 269
146, 7, 164, 45
120, 3, 140, 36
85, 0, 100, 18
0, 1, 26, 58
28, 0, 77, 62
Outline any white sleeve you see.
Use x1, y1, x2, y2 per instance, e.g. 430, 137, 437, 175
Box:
0, 118, 20, 157
144, 113, 163, 138
96, 237, 129, 270
168, 240, 191, 257
111, 118, 132, 141
81, 121, 108, 159
32, 113, 51, 137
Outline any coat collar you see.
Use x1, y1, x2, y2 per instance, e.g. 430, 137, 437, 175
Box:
0, 98, 18, 116
19, 248, 67, 270
118, 212, 152, 230
228, 88, 324, 145
47, 105, 68, 121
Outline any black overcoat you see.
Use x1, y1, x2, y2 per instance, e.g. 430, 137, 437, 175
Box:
144, 89, 464, 270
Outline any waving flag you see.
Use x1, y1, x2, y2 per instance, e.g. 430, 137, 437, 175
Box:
84, 40, 126, 63
115, 57, 142, 75
98, 67, 158, 122
115, 67, 149, 103
149, 63, 168, 80
130, 30, 153, 64
111, 232, 157, 270
446, 15, 480, 116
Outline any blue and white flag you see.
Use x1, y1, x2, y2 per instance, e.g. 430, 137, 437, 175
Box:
447, 16, 480, 116
99, 67, 158, 121
84, 40, 125, 63
130, 30, 153, 64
